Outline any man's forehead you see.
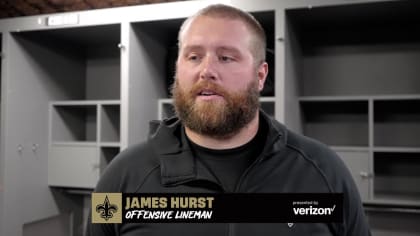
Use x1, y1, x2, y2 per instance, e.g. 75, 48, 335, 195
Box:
180, 15, 249, 39
189, 15, 246, 30
179, 16, 251, 47
181, 44, 242, 53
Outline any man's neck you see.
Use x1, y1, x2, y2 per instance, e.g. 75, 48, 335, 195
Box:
184, 112, 260, 150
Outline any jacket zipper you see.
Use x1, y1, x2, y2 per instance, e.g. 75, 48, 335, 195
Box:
228, 223, 235, 236
227, 134, 282, 236
226, 153, 266, 236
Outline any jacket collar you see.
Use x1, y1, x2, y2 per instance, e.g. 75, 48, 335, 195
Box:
148, 110, 287, 187
149, 117, 197, 185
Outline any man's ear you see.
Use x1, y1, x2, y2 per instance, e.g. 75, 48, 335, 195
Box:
257, 62, 269, 92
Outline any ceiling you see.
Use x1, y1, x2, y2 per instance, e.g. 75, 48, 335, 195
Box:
0, 0, 185, 19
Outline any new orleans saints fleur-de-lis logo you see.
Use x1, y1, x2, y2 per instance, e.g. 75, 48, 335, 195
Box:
96, 195, 118, 221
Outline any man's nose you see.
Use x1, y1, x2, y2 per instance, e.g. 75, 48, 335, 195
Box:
199, 55, 217, 80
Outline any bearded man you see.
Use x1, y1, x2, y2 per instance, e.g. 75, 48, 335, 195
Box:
89, 4, 371, 236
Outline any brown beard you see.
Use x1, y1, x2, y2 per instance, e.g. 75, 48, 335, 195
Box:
171, 78, 260, 139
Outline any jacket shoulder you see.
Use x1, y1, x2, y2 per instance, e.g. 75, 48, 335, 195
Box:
285, 129, 355, 193
94, 141, 160, 193
284, 130, 369, 234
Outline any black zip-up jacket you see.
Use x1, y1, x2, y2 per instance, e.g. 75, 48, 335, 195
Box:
89, 111, 371, 236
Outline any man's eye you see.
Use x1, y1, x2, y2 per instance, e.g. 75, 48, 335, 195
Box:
187, 55, 200, 61
220, 56, 233, 62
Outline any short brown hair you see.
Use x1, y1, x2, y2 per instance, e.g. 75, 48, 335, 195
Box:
178, 4, 266, 65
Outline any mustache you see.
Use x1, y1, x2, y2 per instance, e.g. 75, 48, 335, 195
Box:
189, 81, 228, 97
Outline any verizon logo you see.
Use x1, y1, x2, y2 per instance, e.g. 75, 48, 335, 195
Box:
293, 205, 336, 215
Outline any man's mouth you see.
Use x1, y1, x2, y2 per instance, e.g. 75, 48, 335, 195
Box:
198, 90, 220, 97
